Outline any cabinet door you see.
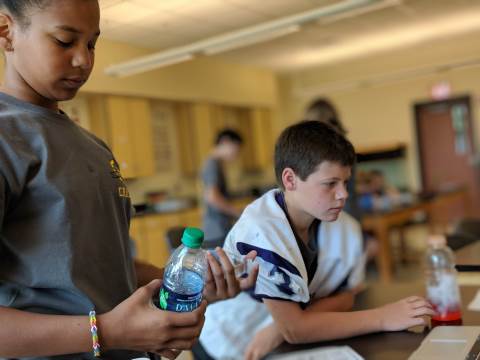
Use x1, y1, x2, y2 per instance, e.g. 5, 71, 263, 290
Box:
129, 98, 156, 177
106, 96, 136, 178
180, 209, 202, 229
251, 108, 274, 170
192, 103, 216, 167
144, 214, 182, 268
175, 104, 197, 177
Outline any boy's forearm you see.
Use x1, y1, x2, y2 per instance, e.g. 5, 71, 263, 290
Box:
279, 308, 382, 344
309, 291, 355, 312
0, 307, 92, 357
306, 291, 355, 313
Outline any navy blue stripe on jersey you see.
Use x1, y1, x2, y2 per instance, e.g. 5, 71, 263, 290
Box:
236, 242, 301, 277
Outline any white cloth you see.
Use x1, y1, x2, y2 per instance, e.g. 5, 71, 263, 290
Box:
200, 189, 365, 360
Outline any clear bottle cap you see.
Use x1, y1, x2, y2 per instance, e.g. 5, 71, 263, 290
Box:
427, 234, 447, 248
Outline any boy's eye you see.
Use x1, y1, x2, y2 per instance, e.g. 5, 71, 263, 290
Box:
324, 182, 336, 187
56, 39, 74, 48
88, 41, 96, 51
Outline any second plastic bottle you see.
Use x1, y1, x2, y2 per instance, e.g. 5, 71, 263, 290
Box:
425, 235, 462, 327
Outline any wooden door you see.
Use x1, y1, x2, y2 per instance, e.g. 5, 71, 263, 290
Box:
415, 96, 479, 216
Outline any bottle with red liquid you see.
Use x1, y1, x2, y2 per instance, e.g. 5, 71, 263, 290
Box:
425, 235, 462, 327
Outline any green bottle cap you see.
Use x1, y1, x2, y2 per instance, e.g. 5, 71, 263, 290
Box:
181, 227, 204, 249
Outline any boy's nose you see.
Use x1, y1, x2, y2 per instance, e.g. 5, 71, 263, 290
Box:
336, 184, 349, 200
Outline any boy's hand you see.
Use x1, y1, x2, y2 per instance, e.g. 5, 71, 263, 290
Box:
376, 296, 436, 331
244, 324, 284, 360
203, 248, 259, 303
99, 279, 206, 354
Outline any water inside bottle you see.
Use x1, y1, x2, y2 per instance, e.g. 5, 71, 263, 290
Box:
159, 268, 204, 312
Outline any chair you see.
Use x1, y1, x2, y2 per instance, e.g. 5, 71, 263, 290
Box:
165, 226, 185, 254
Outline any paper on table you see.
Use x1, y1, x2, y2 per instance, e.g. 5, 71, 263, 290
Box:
270, 346, 364, 360
467, 289, 480, 311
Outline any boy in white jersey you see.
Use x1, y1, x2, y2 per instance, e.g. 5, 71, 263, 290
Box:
198, 121, 434, 360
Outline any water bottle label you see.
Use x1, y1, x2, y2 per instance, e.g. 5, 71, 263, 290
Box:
159, 284, 202, 312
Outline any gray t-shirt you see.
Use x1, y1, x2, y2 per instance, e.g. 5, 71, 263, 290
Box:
201, 156, 231, 242
0, 93, 146, 360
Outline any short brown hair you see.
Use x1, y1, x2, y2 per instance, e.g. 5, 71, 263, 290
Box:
274, 120, 356, 189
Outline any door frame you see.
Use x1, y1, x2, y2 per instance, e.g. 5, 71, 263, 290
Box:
413, 95, 474, 191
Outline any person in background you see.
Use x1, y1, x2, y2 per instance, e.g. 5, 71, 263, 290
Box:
358, 169, 404, 212
201, 129, 244, 248
305, 98, 361, 221
305, 98, 381, 261
197, 121, 434, 360
0, 1, 257, 359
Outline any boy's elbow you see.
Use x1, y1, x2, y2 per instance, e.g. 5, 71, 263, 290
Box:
279, 324, 305, 345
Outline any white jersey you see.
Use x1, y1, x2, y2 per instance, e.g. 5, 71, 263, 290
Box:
199, 189, 365, 359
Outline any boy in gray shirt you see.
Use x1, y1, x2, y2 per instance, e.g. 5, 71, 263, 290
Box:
201, 129, 243, 247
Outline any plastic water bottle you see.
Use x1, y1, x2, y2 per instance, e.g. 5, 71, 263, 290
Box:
425, 235, 462, 327
159, 227, 207, 312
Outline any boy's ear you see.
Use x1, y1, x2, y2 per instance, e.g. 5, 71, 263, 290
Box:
0, 12, 14, 52
282, 168, 297, 191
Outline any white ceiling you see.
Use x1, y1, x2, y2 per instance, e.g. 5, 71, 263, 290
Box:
99, 0, 480, 72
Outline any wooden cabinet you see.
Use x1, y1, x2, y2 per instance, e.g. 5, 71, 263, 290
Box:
130, 208, 202, 268
88, 95, 156, 179
175, 103, 273, 176
249, 108, 274, 171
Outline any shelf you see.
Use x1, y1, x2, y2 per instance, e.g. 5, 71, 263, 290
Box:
356, 143, 406, 162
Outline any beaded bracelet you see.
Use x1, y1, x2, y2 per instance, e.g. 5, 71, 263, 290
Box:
89, 310, 101, 357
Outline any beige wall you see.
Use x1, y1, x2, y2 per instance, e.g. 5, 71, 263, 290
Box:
0, 37, 278, 107
279, 31, 480, 190
84, 38, 279, 107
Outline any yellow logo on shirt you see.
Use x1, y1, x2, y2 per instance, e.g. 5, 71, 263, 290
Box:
110, 159, 130, 199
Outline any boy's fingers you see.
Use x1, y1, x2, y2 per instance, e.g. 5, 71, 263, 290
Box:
413, 307, 436, 317
240, 263, 259, 290
245, 250, 257, 260
215, 247, 240, 295
406, 296, 424, 303
207, 251, 228, 296
411, 299, 432, 310
411, 316, 427, 327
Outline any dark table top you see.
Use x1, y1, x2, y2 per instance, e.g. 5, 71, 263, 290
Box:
268, 284, 480, 360
456, 241, 480, 269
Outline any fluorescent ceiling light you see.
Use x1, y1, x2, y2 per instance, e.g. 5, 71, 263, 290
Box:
284, 7, 480, 70
204, 25, 301, 56
318, 0, 402, 24
106, 53, 193, 77
105, 0, 384, 77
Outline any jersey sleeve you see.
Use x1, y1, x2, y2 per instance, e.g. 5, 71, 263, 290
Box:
345, 217, 366, 290
224, 219, 310, 304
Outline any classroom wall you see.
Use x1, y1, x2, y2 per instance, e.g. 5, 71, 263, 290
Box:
278, 30, 480, 191
0, 37, 278, 107
87, 38, 279, 107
